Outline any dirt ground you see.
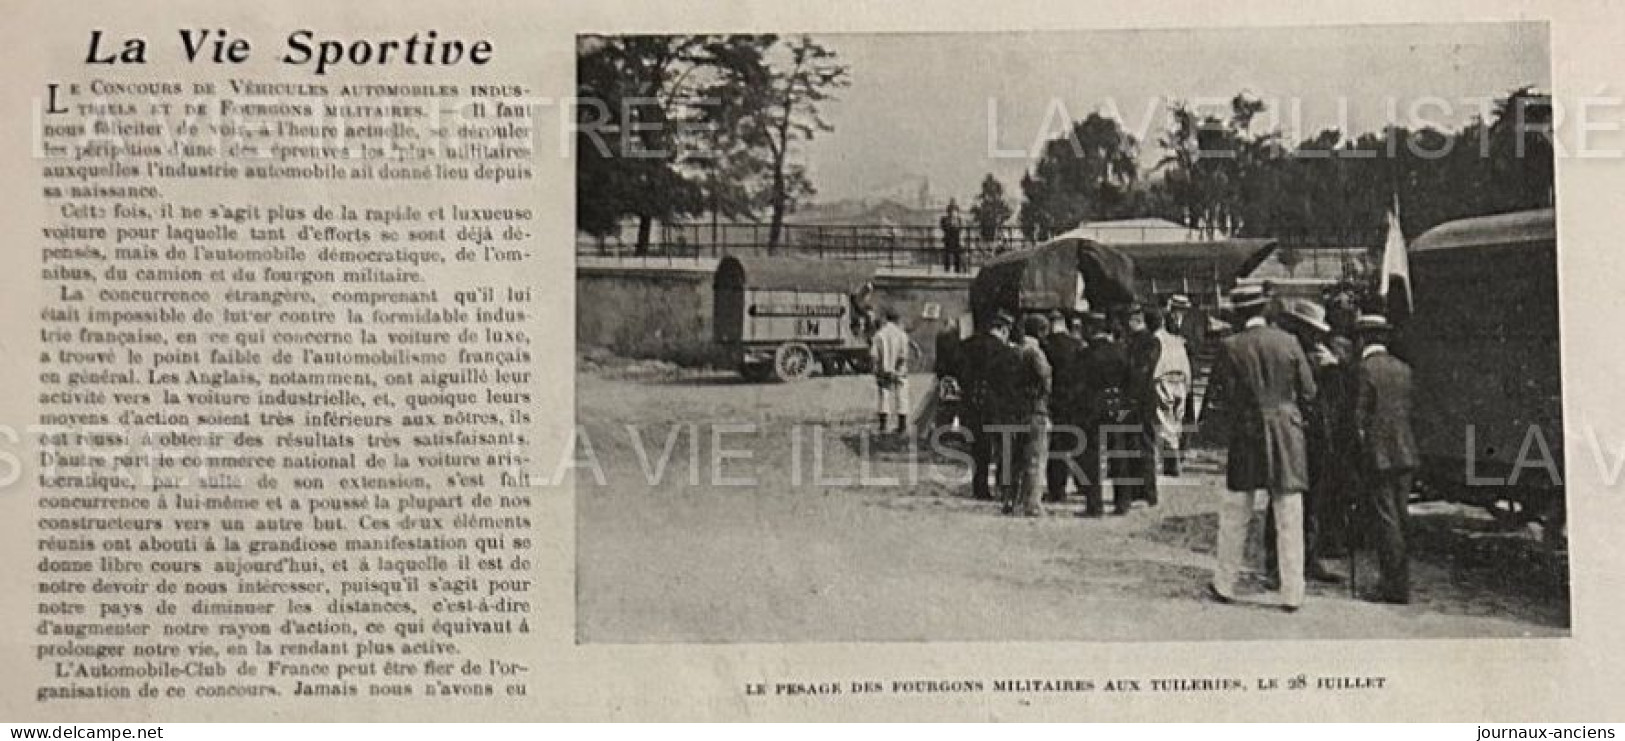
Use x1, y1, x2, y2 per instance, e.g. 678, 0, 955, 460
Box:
575, 367, 1570, 644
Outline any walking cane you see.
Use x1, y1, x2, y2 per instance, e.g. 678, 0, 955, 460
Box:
1347, 471, 1361, 599
1348, 496, 1358, 599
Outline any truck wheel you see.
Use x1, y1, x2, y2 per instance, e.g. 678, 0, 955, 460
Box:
773, 343, 816, 382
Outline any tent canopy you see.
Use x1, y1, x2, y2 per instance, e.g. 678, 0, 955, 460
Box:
970, 236, 1136, 321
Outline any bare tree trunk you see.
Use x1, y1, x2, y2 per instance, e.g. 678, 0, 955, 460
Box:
767, 169, 786, 254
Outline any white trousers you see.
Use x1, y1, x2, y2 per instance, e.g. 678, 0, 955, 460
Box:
1154, 372, 1189, 450
1213, 489, 1305, 607
877, 377, 909, 416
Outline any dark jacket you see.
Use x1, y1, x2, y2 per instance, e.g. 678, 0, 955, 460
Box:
1126, 330, 1161, 411
1355, 347, 1419, 472
934, 328, 962, 378
1079, 336, 1130, 423
1298, 340, 1355, 497
1208, 321, 1318, 492
1168, 308, 1207, 352
958, 332, 1019, 423
1041, 331, 1087, 420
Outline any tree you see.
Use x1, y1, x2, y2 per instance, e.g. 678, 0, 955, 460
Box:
1487, 86, 1554, 211
1155, 103, 1225, 233
1018, 113, 1140, 236
970, 174, 1013, 243
751, 36, 850, 252
689, 36, 779, 241
575, 35, 768, 253
1153, 97, 1288, 237
1130, 86, 1554, 255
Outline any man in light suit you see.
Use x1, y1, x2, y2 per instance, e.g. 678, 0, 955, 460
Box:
871, 307, 912, 435
1353, 314, 1419, 604
1006, 314, 1054, 517
1206, 284, 1318, 611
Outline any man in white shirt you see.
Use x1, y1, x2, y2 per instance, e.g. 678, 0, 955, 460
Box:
1149, 309, 1192, 476
871, 307, 912, 434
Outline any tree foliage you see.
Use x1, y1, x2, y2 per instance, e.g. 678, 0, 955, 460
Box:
970, 174, 1013, 241
1016, 113, 1140, 240
754, 36, 851, 251
574, 34, 847, 253
1140, 88, 1554, 242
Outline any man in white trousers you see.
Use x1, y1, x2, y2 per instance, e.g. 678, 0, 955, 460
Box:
871, 307, 912, 435
1204, 284, 1318, 611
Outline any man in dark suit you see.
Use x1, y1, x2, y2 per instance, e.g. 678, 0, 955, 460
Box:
1077, 313, 1131, 517
1206, 284, 1318, 611
1043, 310, 1088, 503
940, 201, 965, 273
1353, 314, 1419, 604
1268, 299, 1350, 585
1166, 294, 1205, 350
1122, 306, 1163, 507
934, 319, 962, 381
957, 312, 1018, 501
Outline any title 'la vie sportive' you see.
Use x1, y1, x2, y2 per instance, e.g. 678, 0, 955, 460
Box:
85, 28, 494, 75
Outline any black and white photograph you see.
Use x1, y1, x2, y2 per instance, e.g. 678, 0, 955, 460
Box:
574, 22, 1567, 644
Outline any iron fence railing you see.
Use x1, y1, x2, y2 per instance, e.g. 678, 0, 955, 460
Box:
576, 223, 1029, 272
575, 222, 1384, 278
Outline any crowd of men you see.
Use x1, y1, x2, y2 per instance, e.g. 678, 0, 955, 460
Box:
931, 296, 1200, 518
922, 283, 1418, 613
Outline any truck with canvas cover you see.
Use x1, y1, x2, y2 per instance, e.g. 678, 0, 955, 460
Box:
1399, 207, 1564, 529
713, 255, 883, 381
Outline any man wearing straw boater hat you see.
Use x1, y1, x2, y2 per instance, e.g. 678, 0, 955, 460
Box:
1352, 313, 1419, 604
1206, 284, 1318, 611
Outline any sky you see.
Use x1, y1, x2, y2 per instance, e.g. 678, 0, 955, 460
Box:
800, 22, 1550, 204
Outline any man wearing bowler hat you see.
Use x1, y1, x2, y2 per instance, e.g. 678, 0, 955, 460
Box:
1352, 313, 1419, 604
1206, 284, 1318, 611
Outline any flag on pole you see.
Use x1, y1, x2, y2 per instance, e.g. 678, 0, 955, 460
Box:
1378, 198, 1412, 320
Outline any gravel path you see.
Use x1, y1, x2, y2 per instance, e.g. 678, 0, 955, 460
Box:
576, 370, 1570, 643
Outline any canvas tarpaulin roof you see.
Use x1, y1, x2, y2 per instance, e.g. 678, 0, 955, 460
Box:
969, 236, 1136, 320
714, 255, 880, 294
1410, 208, 1555, 254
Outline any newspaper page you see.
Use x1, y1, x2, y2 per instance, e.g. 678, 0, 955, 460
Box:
2, 0, 1624, 724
